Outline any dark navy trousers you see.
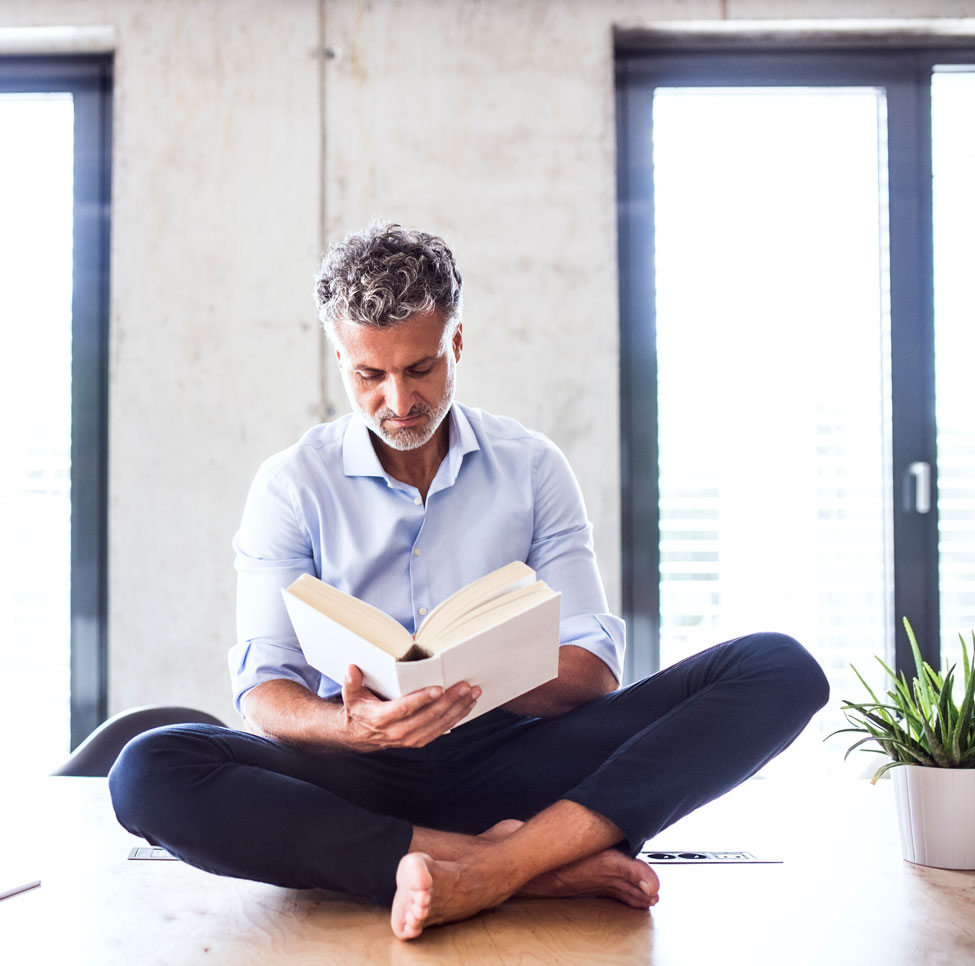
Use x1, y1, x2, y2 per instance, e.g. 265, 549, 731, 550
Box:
109, 632, 829, 904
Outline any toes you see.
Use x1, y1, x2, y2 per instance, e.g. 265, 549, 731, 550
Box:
392, 853, 436, 940
403, 909, 424, 939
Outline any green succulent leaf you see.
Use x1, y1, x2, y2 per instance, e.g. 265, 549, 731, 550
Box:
854, 662, 885, 706
957, 643, 975, 755
829, 617, 975, 771
870, 759, 906, 783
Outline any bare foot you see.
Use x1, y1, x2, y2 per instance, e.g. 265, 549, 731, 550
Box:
520, 848, 659, 907
391, 852, 435, 940
482, 819, 659, 908
390, 852, 514, 940
392, 818, 661, 939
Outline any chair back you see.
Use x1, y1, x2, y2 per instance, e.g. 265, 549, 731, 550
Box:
51, 705, 226, 777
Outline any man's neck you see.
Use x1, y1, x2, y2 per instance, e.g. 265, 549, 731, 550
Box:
371, 420, 450, 503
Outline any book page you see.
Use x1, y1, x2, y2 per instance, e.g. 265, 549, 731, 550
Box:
285, 574, 413, 658
415, 561, 536, 646
421, 583, 559, 653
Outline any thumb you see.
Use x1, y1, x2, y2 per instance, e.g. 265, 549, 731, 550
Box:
342, 665, 367, 701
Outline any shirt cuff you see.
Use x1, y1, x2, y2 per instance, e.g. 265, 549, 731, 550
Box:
228, 638, 326, 715
558, 613, 626, 683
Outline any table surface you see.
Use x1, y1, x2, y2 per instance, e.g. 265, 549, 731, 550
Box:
1, 776, 973, 966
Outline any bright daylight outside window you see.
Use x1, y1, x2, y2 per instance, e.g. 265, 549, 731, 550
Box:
652, 87, 893, 778
0, 92, 74, 776
933, 68, 975, 677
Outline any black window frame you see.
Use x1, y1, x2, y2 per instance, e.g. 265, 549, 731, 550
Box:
616, 42, 975, 682
0, 54, 112, 747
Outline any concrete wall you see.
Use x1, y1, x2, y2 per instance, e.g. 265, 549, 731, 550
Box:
1, 0, 322, 726
1, 0, 972, 725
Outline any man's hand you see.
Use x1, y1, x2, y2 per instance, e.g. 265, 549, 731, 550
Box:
340, 666, 481, 751
241, 672, 480, 753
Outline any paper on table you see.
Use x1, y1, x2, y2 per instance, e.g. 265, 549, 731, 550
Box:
0, 877, 41, 901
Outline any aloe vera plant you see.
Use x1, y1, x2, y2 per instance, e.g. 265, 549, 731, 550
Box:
831, 617, 975, 782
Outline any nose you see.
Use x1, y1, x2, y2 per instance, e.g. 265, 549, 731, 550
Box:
385, 375, 413, 416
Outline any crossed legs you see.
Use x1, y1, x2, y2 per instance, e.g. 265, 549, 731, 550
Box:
110, 632, 829, 939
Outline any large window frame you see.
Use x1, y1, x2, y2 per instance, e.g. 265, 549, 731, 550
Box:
616, 41, 975, 683
0, 55, 112, 746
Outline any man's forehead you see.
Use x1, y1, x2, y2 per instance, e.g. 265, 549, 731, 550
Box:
334, 312, 451, 367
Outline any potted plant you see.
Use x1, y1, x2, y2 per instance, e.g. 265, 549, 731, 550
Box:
831, 617, 975, 870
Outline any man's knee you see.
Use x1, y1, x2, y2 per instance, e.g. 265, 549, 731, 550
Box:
738, 631, 830, 716
108, 724, 219, 838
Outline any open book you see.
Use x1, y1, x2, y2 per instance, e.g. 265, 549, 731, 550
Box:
282, 561, 561, 722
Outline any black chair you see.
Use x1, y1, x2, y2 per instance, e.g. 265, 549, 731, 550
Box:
51, 705, 227, 777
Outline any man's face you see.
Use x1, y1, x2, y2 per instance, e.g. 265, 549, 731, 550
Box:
334, 309, 463, 453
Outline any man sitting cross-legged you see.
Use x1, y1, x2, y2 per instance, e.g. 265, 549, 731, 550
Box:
109, 222, 829, 940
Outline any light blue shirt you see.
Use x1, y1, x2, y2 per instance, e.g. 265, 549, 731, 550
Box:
229, 402, 625, 713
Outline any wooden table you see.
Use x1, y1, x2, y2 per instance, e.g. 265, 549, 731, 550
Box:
1, 777, 972, 965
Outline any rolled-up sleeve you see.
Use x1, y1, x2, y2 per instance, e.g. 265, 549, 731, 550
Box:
527, 437, 626, 682
229, 460, 325, 714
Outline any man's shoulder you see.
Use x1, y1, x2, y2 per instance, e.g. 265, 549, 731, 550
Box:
258, 414, 352, 481
454, 403, 576, 489
457, 402, 553, 449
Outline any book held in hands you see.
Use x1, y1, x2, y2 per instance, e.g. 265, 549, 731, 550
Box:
282, 561, 561, 722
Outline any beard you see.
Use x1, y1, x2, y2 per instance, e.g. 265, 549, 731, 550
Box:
355, 360, 455, 452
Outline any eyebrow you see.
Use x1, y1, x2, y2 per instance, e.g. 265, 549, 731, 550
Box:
354, 354, 440, 374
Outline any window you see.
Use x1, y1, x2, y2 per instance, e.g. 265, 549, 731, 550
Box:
0, 55, 111, 773
617, 45, 975, 775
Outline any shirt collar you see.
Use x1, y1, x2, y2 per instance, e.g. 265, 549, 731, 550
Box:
443, 403, 480, 486
341, 404, 481, 484
342, 413, 387, 478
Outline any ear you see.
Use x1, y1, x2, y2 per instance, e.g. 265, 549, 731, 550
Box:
451, 323, 463, 363
331, 320, 348, 368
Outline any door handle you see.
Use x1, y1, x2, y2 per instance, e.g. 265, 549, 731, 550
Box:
907, 461, 931, 514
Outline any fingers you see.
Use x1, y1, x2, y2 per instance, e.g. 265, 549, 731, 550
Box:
343, 666, 448, 718
383, 681, 482, 746
394, 684, 452, 717
408, 682, 482, 738
342, 665, 482, 749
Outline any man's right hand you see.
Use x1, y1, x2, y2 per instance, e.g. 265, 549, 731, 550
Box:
340, 665, 480, 751
240, 672, 480, 753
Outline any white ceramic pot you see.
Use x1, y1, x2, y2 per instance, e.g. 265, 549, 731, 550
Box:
891, 764, 975, 870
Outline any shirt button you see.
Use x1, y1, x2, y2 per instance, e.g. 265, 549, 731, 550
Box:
418, 607, 428, 616
413, 547, 421, 556
414, 496, 422, 506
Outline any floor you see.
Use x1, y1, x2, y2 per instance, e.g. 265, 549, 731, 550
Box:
1, 776, 973, 965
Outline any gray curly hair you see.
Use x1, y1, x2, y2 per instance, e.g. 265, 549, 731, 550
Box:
315, 221, 463, 342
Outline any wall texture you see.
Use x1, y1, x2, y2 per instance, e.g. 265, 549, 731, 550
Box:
1, 0, 322, 725
1, 0, 972, 725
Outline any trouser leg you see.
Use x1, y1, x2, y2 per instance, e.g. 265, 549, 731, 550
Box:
563, 632, 830, 850
425, 632, 829, 853
108, 724, 417, 903
109, 634, 829, 902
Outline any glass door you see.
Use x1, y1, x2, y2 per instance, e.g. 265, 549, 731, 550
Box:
651, 87, 892, 775
932, 68, 975, 675
618, 48, 973, 777
0, 56, 111, 773
0, 91, 75, 775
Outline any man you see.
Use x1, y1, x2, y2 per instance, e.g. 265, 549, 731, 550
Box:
110, 222, 829, 940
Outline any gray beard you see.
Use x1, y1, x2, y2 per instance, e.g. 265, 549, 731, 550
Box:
356, 366, 455, 452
